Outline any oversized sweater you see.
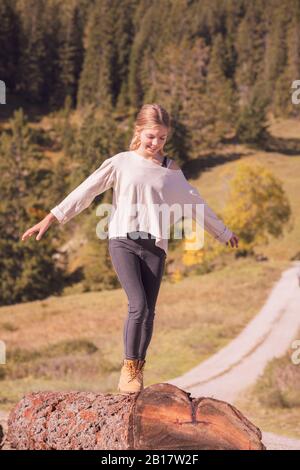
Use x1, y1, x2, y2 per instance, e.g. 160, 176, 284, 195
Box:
50, 150, 233, 255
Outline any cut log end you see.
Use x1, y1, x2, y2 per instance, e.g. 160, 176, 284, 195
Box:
6, 383, 266, 450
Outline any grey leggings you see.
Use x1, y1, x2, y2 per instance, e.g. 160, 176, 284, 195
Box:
108, 231, 166, 360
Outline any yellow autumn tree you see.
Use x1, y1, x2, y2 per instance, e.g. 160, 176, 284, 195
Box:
222, 161, 292, 253
181, 222, 219, 274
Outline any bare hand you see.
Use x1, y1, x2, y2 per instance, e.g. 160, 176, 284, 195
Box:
21, 213, 56, 242
226, 232, 239, 248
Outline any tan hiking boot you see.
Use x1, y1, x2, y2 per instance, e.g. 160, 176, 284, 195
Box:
117, 358, 142, 394
137, 359, 146, 389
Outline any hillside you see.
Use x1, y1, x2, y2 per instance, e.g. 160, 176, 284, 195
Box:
1, 117, 300, 415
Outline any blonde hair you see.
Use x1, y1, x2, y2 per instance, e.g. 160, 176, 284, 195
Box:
129, 104, 171, 157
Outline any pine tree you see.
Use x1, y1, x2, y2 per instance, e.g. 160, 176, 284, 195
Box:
52, 5, 84, 108
111, 0, 137, 111
0, 0, 19, 90
236, 81, 270, 144
77, 0, 115, 109
17, 0, 48, 103
70, 108, 122, 186
0, 109, 64, 305
235, 1, 267, 106
146, 35, 210, 156
205, 33, 237, 144
273, 0, 300, 117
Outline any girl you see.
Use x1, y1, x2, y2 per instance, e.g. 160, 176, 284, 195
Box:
21, 103, 239, 394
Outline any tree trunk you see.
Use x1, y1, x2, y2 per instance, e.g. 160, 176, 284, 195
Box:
7, 383, 266, 450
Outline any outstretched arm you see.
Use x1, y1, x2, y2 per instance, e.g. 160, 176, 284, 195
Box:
50, 157, 116, 225
185, 183, 233, 244
172, 169, 238, 247
21, 157, 116, 242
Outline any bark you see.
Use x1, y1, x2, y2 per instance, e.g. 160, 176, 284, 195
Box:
7, 383, 266, 450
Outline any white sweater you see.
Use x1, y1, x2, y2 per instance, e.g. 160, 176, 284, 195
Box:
50, 151, 232, 255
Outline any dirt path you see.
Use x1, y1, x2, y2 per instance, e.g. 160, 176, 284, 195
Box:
167, 261, 300, 450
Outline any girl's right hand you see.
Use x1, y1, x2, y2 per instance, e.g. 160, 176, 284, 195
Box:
21, 213, 57, 241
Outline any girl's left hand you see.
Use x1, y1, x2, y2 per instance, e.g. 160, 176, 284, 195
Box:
226, 232, 239, 248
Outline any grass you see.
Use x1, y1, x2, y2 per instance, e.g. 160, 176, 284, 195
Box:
192, 148, 300, 263
0, 256, 283, 411
235, 332, 300, 439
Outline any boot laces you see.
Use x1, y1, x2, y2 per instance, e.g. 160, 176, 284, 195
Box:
136, 361, 145, 383
125, 361, 139, 381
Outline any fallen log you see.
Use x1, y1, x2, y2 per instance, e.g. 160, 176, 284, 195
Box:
7, 383, 266, 450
